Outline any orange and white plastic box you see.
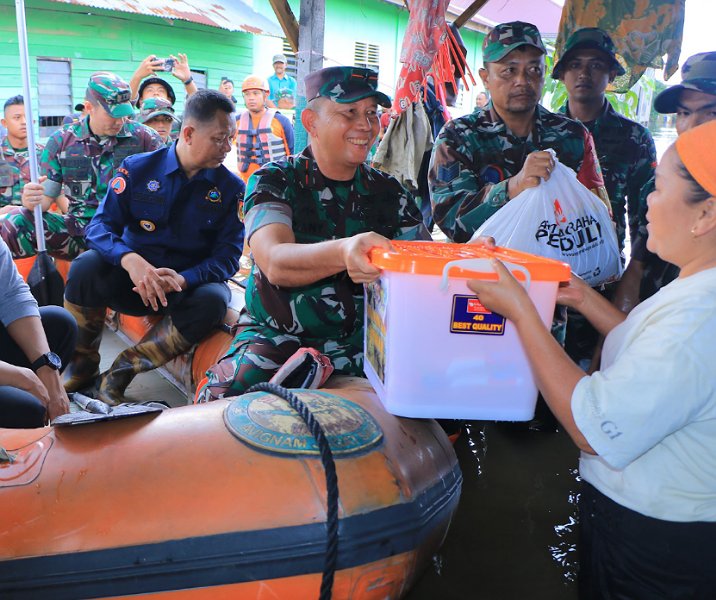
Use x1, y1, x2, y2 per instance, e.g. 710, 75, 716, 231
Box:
364, 241, 571, 420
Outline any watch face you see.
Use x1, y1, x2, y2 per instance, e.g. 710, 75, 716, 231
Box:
47, 352, 62, 370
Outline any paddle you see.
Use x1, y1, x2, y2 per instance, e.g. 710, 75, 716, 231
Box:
15, 0, 64, 306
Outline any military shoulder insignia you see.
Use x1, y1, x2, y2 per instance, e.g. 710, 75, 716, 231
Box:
147, 180, 161, 192
110, 176, 126, 194
140, 220, 156, 232
206, 187, 221, 203
438, 162, 460, 183
117, 167, 129, 176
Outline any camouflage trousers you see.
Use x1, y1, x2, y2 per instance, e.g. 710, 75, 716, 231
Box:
0, 208, 87, 259
199, 309, 364, 401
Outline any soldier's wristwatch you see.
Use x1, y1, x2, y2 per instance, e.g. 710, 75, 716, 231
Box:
30, 352, 62, 372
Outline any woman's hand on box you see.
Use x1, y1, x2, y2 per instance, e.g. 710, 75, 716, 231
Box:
556, 273, 591, 309
466, 258, 534, 323
343, 232, 392, 284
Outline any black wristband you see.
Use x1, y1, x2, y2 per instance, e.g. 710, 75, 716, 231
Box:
183, 76, 194, 85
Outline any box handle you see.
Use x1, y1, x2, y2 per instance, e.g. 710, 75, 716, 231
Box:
439, 258, 531, 291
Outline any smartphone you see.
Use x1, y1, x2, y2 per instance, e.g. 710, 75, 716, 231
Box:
157, 58, 175, 72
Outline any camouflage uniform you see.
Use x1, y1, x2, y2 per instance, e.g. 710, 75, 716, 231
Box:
0, 137, 43, 208
560, 100, 656, 252
619, 53, 716, 304
428, 103, 609, 243
203, 146, 430, 398
0, 117, 163, 259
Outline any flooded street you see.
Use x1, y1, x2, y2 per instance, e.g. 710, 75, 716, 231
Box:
407, 421, 580, 599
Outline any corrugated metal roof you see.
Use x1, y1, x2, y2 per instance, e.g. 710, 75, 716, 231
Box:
50, 0, 283, 37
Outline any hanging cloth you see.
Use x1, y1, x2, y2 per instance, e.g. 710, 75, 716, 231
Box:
555, 0, 686, 93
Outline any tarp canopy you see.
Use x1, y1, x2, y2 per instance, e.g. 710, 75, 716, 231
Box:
49, 0, 283, 36
450, 0, 564, 36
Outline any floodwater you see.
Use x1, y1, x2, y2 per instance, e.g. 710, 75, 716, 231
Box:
407, 419, 581, 599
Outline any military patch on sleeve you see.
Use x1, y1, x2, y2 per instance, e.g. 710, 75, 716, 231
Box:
438, 162, 460, 183
479, 165, 506, 186
110, 176, 126, 195
117, 167, 129, 176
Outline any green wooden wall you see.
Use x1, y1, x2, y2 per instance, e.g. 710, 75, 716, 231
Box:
0, 0, 256, 137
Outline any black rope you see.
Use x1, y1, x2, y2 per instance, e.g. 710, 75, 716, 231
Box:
246, 382, 339, 600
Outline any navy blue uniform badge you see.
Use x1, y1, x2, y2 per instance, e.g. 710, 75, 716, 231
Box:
206, 188, 222, 203
110, 176, 126, 194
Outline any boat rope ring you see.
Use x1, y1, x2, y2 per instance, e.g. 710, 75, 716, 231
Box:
224, 389, 383, 457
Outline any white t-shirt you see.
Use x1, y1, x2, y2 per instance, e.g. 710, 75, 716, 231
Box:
572, 267, 716, 522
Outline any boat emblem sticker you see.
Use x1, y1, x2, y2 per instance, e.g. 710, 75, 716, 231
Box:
224, 390, 383, 457
147, 180, 161, 192
110, 176, 126, 195
140, 220, 156, 232
450, 295, 506, 336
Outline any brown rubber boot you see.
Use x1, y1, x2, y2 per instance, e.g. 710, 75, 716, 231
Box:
63, 301, 106, 393
97, 317, 193, 405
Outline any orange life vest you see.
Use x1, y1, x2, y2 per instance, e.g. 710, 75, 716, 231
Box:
237, 109, 287, 174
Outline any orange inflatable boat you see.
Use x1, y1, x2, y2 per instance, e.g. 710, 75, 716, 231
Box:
0, 378, 461, 599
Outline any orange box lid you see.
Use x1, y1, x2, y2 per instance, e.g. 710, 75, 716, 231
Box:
369, 241, 571, 281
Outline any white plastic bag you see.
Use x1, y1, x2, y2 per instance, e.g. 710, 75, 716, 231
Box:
473, 153, 622, 287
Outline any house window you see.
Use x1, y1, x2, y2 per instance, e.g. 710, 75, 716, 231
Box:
281, 39, 298, 79
354, 42, 380, 77
190, 69, 207, 89
37, 58, 71, 138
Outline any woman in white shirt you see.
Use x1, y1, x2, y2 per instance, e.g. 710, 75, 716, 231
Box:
468, 119, 716, 599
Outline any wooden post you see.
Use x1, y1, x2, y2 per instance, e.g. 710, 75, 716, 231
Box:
267, 0, 299, 52
294, 0, 325, 151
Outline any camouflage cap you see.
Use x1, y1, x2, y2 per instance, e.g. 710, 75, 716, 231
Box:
482, 21, 546, 63
305, 66, 391, 108
137, 97, 178, 124
654, 52, 716, 113
86, 72, 134, 118
272, 54, 287, 65
551, 28, 626, 78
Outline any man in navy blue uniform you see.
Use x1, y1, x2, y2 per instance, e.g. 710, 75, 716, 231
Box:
63, 89, 244, 404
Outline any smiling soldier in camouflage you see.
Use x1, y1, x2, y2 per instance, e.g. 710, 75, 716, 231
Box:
199, 66, 430, 400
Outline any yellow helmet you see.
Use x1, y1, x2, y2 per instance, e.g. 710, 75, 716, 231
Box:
241, 75, 269, 93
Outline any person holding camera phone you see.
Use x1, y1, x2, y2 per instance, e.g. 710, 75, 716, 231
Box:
129, 53, 198, 109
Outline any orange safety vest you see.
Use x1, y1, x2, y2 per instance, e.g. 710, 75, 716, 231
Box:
237, 109, 287, 175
